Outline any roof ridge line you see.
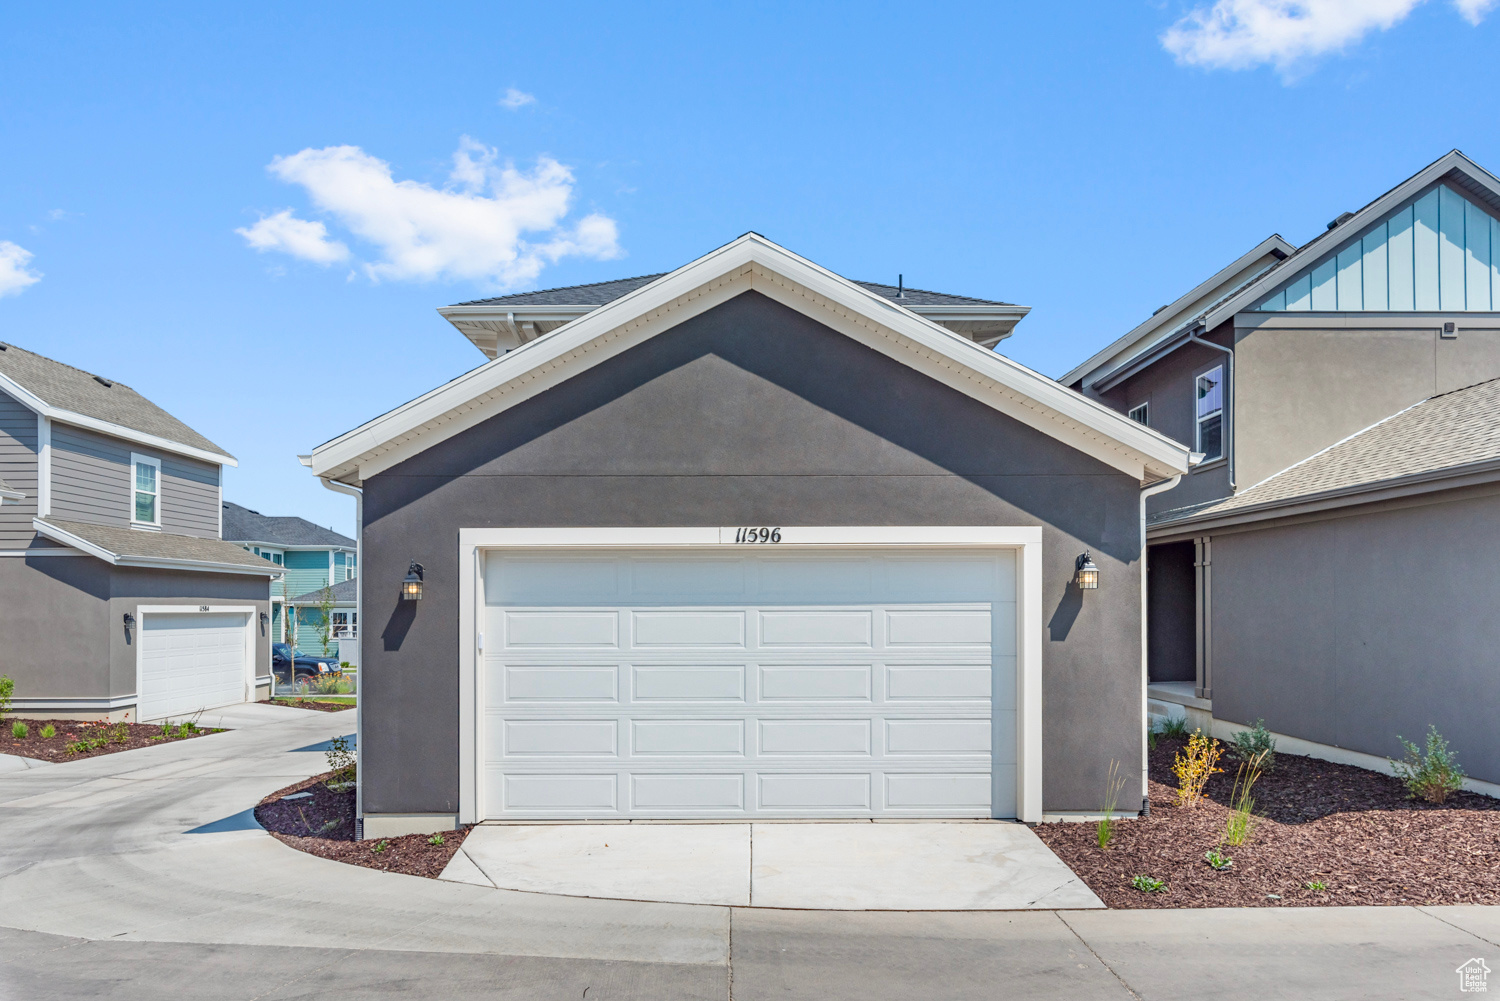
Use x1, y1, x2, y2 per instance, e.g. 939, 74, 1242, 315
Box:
452, 273, 670, 306
0, 341, 131, 393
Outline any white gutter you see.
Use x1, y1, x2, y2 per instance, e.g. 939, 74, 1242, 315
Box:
317, 468, 364, 837
1139, 473, 1185, 815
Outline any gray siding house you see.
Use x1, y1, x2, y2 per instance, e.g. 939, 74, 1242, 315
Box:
0, 343, 278, 722
1061, 150, 1500, 792
310, 234, 1191, 838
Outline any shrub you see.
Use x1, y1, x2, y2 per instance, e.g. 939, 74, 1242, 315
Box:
1204, 847, 1233, 870
1096, 760, 1127, 850
325, 733, 356, 791
0, 675, 12, 722
1172, 729, 1224, 808
1223, 750, 1268, 847
308, 674, 354, 697
1392, 725, 1465, 804
1131, 875, 1167, 893
12, 721, 28, 739
1230, 719, 1277, 770
39, 723, 55, 739
1159, 716, 1189, 740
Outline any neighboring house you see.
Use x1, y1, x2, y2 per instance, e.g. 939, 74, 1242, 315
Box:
0, 343, 278, 723
1061, 150, 1500, 790
310, 233, 1191, 838
221, 500, 356, 650
285, 577, 358, 665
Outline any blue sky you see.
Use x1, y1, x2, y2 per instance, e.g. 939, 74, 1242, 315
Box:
2, 1, 1498, 534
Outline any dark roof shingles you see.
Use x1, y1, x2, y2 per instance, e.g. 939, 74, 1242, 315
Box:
222, 501, 354, 548
452, 277, 1014, 309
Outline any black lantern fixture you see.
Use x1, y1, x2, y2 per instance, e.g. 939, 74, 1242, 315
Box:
401, 561, 425, 601
123, 612, 136, 628
1074, 552, 1100, 590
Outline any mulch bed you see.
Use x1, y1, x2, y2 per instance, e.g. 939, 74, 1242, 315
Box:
255, 771, 472, 879
1035, 736, 1500, 908
268, 699, 354, 713
0, 718, 220, 762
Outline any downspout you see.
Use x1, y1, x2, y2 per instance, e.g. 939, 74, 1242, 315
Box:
1187, 326, 1235, 491
320, 475, 363, 838
1139, 473, 1184, 816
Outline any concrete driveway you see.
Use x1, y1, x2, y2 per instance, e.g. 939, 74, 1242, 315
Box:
1, 702, 1497, 1000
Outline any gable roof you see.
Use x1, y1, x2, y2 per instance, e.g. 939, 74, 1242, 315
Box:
439, 265, 1030, 357
290, 576, 357, 604
0, 477, 22, 503
1059, 235, 1295, 391
221, 501, 354, 549
313, 233, 1192, 487
1150, 376, 1500, 531
0, 342, 234, 465
32, 518, 281, 576
1202, 150, 1500, 330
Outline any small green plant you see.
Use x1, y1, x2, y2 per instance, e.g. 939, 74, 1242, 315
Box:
371, 839, 389, 853
39, 724, 55, 739
427, 833, 445, 846
1172, 729, 1224, 808
1305, 880, 1328, 892
1230, 719, 1277, 770
1223, 749, 1268, 847
1131, 875, 1167, 893
1204, 847, 1233, 870
325, 733, 356, 791
1159, 716, 1189, 740
1392, 725, 1465, 804
12, 721, 28, 739
109, 723, 128, 745
1147, 728, 1158, 751
0, 675, 13, 722
1096, 760, 1127, 850
308, 673, 355, 697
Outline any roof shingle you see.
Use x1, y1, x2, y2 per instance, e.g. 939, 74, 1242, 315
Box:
451, 276, 1015, 309
38, 518, 282, 573
222, 501, 354, 548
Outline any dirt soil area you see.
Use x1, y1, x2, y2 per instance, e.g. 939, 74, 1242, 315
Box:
1035, 736, 1500, 908
1, 718, 220, 762
256, 772, 471, 878
268, 699, 354, 713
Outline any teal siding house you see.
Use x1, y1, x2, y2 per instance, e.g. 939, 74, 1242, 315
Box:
221, 501, 356, 655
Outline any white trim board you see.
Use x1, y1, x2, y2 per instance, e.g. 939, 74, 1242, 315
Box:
312, 234, 1190, 486
455, 525, 1045, 826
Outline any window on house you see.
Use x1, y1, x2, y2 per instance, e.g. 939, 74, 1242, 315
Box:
332, 611, 358, 638
347, 553, 357, 580
1195, 366, 1224, 462
254, 547, 284, 565
1128, 402, 1149, 426
130, 454, 161, 526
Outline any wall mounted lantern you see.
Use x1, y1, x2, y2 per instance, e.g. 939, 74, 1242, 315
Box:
401, 561, 425, 601
123, 612, 136, 628
259, 611, 270, 632
1074, 552, 1100, 590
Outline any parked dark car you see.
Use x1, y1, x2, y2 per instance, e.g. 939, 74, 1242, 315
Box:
271, 643, 341, 686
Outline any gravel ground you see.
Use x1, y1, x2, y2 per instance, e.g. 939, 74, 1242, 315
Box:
256, 772, 471, 878
1, 718, 219, 762
1034, 736, 1500, 908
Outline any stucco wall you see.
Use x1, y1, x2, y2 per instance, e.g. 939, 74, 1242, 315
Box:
360, 290, 1147, 816
1209, 489, 1500, 784
1147, 540, 1196, 684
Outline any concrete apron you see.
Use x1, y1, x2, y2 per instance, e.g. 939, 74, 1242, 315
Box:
445, 821, 1104, 910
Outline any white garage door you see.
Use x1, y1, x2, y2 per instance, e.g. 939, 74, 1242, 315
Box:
138, 612, 250, 722
481, 549, 1016, 819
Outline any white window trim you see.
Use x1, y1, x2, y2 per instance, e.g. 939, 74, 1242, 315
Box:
129, 453, 162, 530
1127, 402, 1149, 427
37, 416, 51, 516
1194, 366, 1225, 462
454, 525, 1044, 826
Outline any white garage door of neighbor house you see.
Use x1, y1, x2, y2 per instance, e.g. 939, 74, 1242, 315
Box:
138, 612, 250, 722
481, 548, 1017, 820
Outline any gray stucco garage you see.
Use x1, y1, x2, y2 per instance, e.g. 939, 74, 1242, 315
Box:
309, 235, 1191, 837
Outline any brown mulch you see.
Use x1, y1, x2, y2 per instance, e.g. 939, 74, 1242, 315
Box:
268, 698, 354, 713
255, 771, 472, 879
1034, 736, 1500, 908
0, 718, 220, 762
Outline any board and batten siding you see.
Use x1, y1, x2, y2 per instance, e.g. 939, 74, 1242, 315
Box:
1258, 184, 1500, 313
0, 389, 39, 547
49, 424, 221, 538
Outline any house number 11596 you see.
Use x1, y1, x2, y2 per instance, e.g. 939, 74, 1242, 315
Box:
734, 527, 782, 544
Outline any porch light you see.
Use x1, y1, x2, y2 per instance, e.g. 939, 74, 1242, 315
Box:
401, 561, 425, 601
1074, 552, 1100, 590
123, 612, 136, 628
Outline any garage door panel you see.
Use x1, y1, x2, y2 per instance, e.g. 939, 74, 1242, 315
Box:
632, 611, 745, 647
500, 665, 619, 702
886, 773, 991, 810
503, 720, 618, 756
632, 719, 745, 756
754, 558, 873, 601
632, 774, 744, 810
486, 556, 621, 604
885, 665, 991, 700
629, 559, 746, 599
880, 555, 1013, 603
759, 610, 872, 647
886, 608, 991, 646
503, 773, 616, 810
506, 612, 618, 648
759, 773, 871, 810
632, 665, 744, 701
886, 719, 991, 755
759, 665, 872, 701
759, 719, 871, 755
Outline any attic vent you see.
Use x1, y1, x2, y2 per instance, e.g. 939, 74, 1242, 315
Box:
93, 375, 113, 388
1152, 303, 1169, 315
1326, 211, 1355, 230
0, 343, 7, 350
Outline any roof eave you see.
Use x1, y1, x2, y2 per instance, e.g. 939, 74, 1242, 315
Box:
31, 519, 282, 576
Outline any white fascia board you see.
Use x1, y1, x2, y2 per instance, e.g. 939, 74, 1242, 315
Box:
315, 234, 1190, 484
1204, 151, 1500, 330
0, 485, 22, 502
1058, 234, 1295, 388
0, 372, 237, 467
31, 518, 281, 577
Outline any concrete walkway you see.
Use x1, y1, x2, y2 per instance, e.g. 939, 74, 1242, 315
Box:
1, 702, 1497, 1000
448, 821, 1103, 909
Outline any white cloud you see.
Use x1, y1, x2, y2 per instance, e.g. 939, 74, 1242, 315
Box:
1162, 0, 1495, 75
500, 88, 536, 109
249, 137, 621, 288
0, 242, 41, 297
236, 209, 350, 265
